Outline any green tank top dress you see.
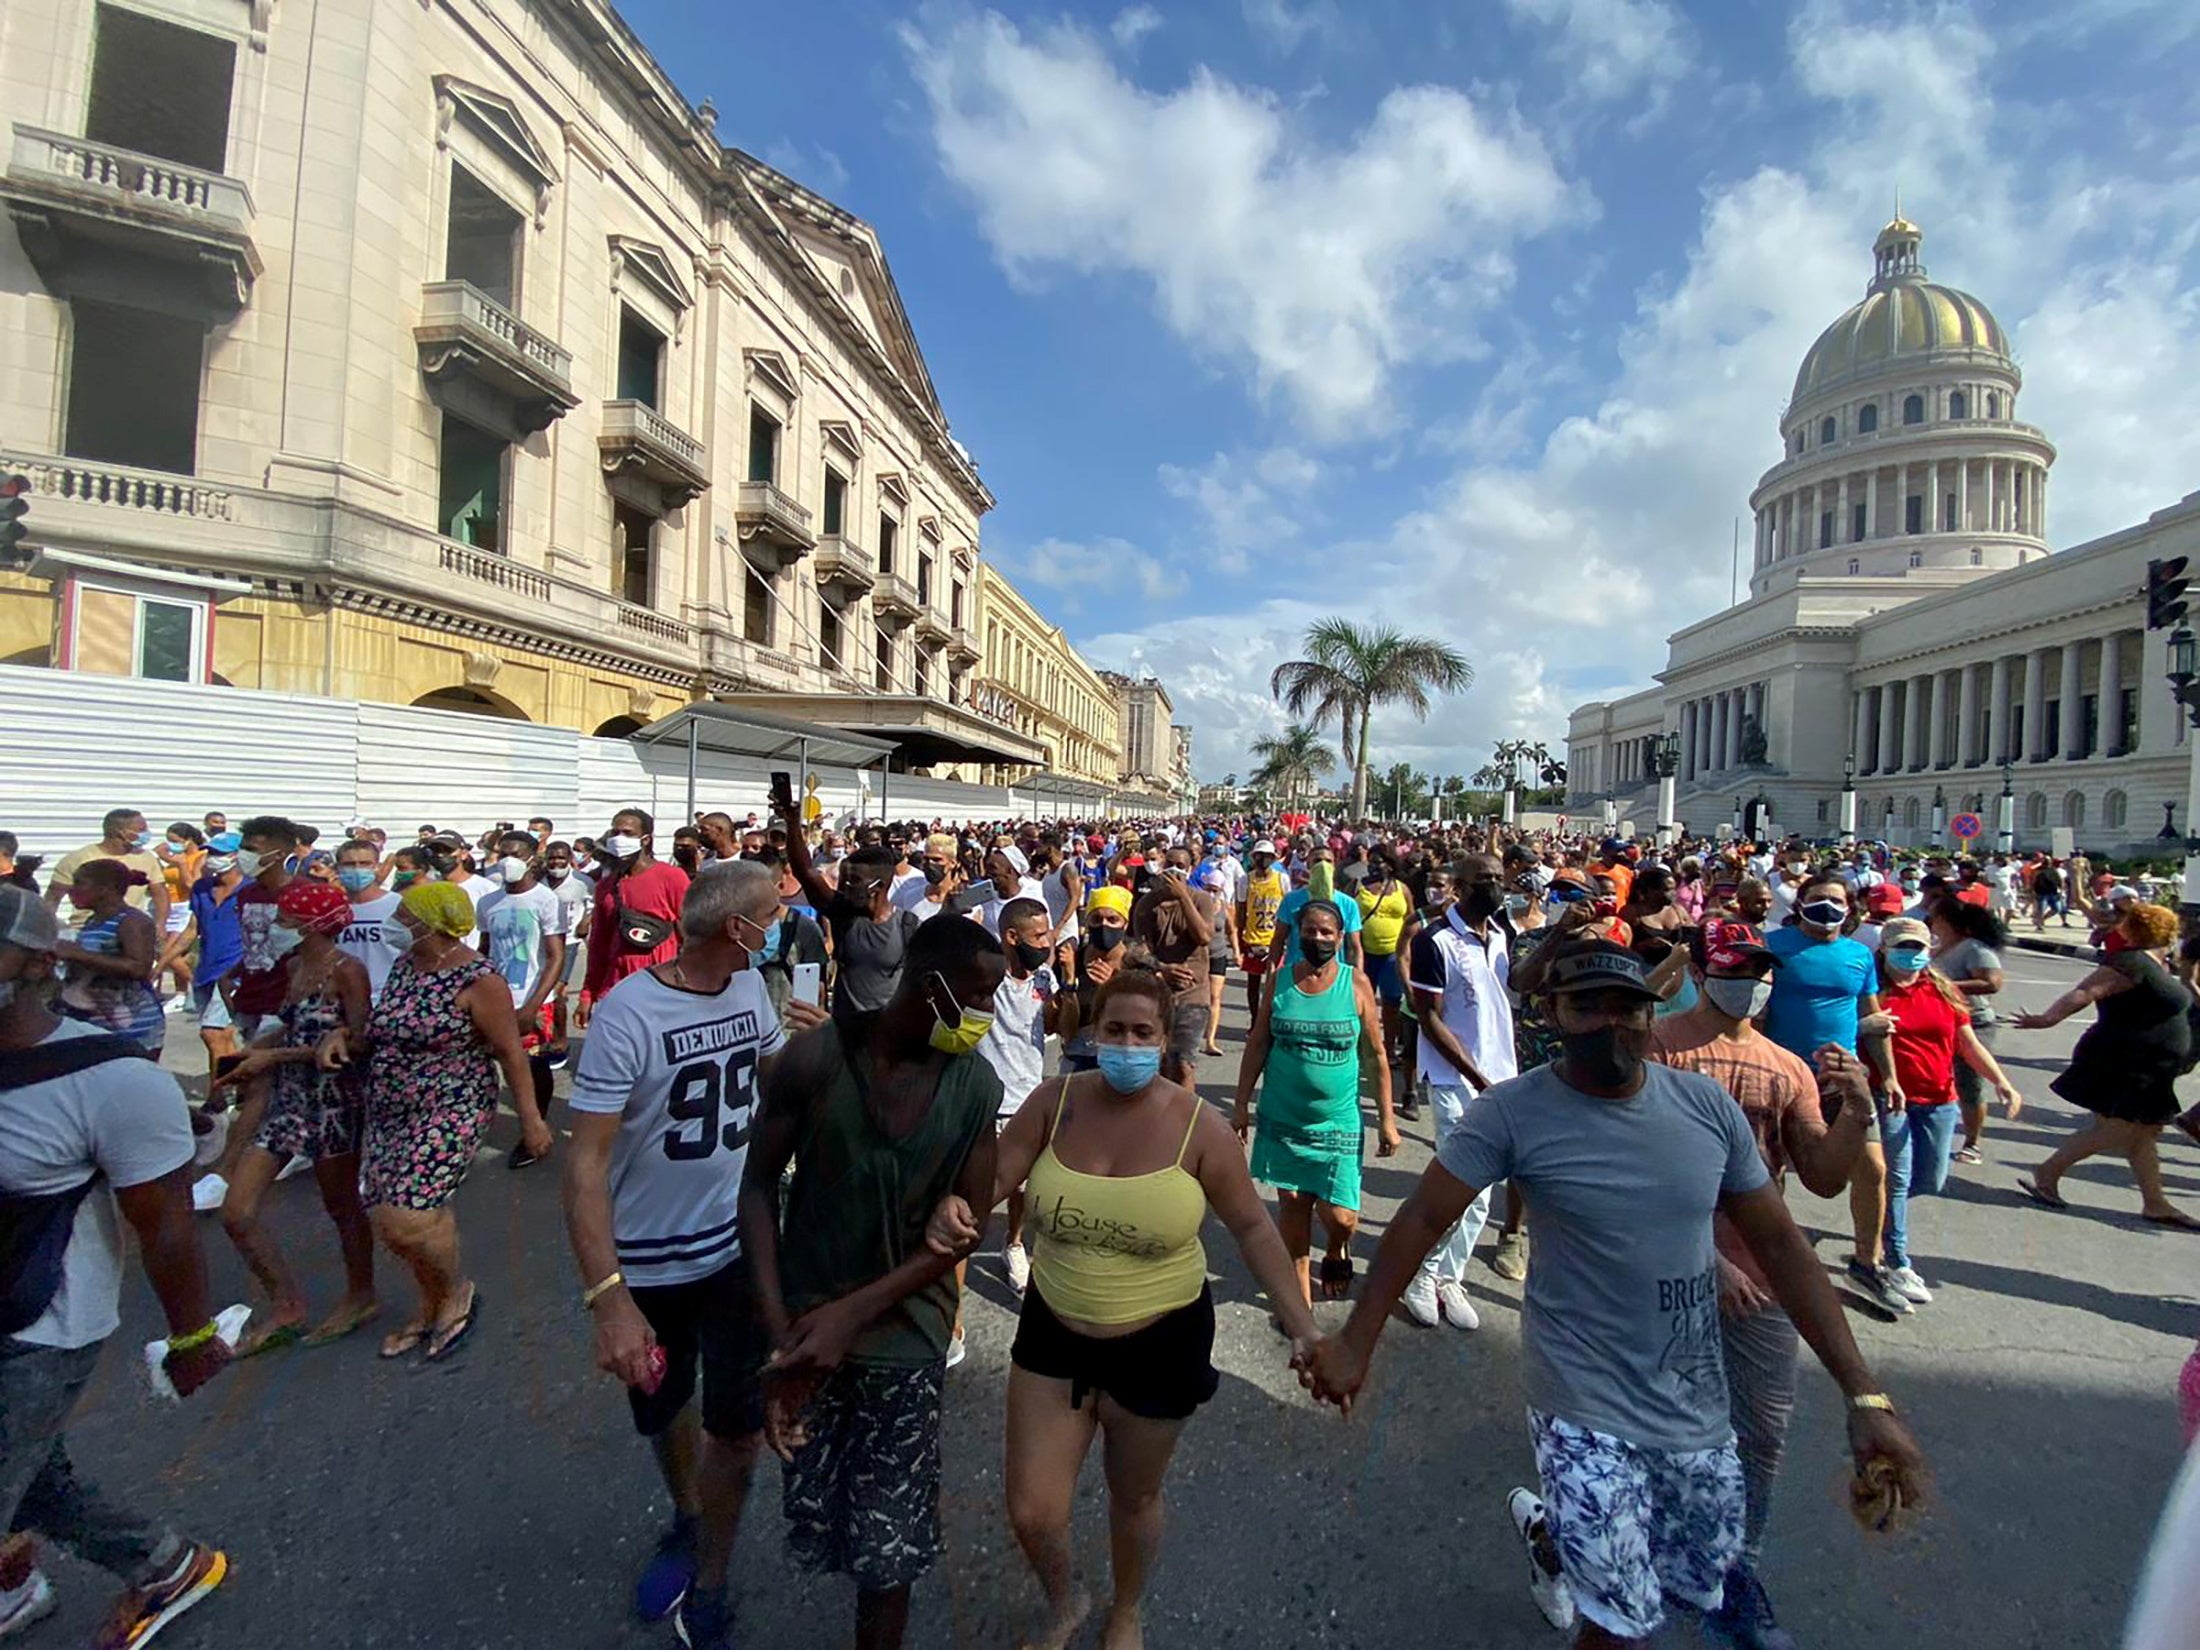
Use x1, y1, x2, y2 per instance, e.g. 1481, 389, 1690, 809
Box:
1249, 964, 1368, 1209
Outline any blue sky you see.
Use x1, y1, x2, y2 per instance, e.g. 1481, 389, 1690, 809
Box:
626, 0, 2200, 785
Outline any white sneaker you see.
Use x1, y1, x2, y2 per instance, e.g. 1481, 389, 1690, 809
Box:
190, 1172, 228, 1215
945, 1328, 966, 1370
275, 1155, 310, 1183
1886, 1265, 1934, 1305
1437, 1280, 1480, 1331
1505, 1487, 1575, 1634
191, 1109, 231, 1170
0, 1570, 55, 1639
1402, 1273, 1440, 1327
1004, 1241, 1030, 1296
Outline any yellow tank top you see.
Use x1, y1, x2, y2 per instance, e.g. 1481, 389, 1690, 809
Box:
1357, 882, 1409, 955
1024, 1078, 1209, 1324
1242, 868, 1287, 949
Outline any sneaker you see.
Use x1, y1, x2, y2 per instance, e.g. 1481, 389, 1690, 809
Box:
1844, 1258, 1914, 1316
0, 1571, 56, 1640
1505, 1487, 1575, 1634
1397, 1080, 1423, 1123
673, 1586, 733, 1650
93, 1542, 226, 1650
507, 1141, 544, 1171
634, 1516, 697, 1624
189, 1173, 227, 1215
945, 1328, 967, 1369
1702, 1561, 1798, 1650
1491, 1232, 1528, 1282
1885, 1265, 1934, 1305
1402, 1273, 1440, 1327
1005, 1241, 1031, 1296
1436, 1280, 1481, 1331
1952, 1144, 1984, 1165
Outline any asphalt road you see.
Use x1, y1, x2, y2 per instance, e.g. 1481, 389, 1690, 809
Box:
34, 946, 2197, 1649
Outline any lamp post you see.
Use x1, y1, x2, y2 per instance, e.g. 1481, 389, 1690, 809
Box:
1731, 794, 1744, 841
1998, 756, 2016, 854
1931, 784, 1947, 851
1652, 730, 1681, 847
2170, 626, 2200, 913
1839, 751, 1857, 847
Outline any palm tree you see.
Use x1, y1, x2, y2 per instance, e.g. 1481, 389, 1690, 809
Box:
1247, 723, 1338, 810
1470, 761, 1505, 790
1270, 621, 1472, 819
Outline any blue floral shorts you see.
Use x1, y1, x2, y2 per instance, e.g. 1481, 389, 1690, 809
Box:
1528, 1408, 1746, 1639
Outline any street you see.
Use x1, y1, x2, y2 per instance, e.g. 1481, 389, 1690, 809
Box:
41, 945, 2198, 1649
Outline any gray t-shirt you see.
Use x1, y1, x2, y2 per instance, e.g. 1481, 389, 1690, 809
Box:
1935, 937, 2002, 1025
0, 1021, 195, 1349
1437, 1060, 1769, 1451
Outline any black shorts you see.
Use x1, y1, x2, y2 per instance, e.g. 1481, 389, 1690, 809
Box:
625, 1260, 768, 1440
1011, 1283, 1219, 1421
1208, 955, 1230, 977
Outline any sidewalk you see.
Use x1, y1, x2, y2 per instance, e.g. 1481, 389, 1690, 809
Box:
2004, 924, 2100, 960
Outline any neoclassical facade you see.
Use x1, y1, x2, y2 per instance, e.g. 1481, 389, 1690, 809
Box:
969, 562, 1122, 790
1568, 217, 2197, 852
0, 0, 1041, 774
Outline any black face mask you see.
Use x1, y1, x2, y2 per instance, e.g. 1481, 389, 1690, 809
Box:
1090, 926, 1125, 953
1301, 936, 1339, 966
1560, 1024, 1643, 1090
922, 863, 948, 886
429, 853, 460, 876
1460, 883, 1502, 921
1012, 940, 1052, 972
674, 848, 701, 872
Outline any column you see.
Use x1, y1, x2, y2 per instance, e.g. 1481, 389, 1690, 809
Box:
1988, 654, 2011, 761
1928, 670, 1950, 768
1708, 696, 1726, 773
2101, 634, 2124, 756
1897, 462, 1910, 533
1864, 467, 1878, 538
2060, 639, 2085, 759
1927, 461, 1940, 532
1905, 674, 1928, 770
1957, 459, 1970, 532
2023, 646, 2048, 759
1679, 701, 1694, 781
1727, 689, 1745, 768
2038, 466, 2048, 542
1877, 680, 1900, 776
1853, 690, 1873, 771
1957, 660, 1980, 766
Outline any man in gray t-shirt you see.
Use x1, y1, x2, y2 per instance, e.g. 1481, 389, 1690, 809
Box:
1302, 940, 1928, 1645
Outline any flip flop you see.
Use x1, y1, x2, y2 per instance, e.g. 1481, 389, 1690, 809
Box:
423, 1289, 481, 1363
238, 1320, 305, 1358
2018, 1177, 2069, 1211
302, 1306, 381, 1348
2143, 1210, 2200, 1232
378, 1323, 428, 1360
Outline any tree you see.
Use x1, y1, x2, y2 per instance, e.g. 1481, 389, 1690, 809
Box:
1270, 621, 1472, 820
1247, 724, 1338, 810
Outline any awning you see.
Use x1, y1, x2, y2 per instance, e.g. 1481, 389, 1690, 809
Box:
629, 702, 899, 819
712, 692, 1046, 769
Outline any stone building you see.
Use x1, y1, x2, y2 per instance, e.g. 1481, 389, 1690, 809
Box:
968, 561, 1121, 789
0, 0, 1040, 775
1566, 216, 2196, 853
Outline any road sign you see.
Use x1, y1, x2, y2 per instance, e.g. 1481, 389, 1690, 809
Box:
1949, 812, 1983, 841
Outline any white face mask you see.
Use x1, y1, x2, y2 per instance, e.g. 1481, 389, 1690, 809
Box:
545, 866, 570, 883
497, 856, 531, 885
1703, 975, 1774, 1021
604, 833, 644, 861
233, 848, 269, 879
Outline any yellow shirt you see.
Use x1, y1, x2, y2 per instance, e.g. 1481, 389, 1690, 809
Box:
1356, 882, 1410, 956
1240, 868, 1287, 951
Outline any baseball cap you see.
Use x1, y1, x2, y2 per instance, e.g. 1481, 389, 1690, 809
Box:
207, 831, 242, 853
1865, 883, 1906, 915
1252, 839, 1278, 856
1543, 941, 1660, 1000
0, 886, 59, 953
1701, 920, 1776, 973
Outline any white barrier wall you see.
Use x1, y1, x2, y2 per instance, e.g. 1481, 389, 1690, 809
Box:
0, 666, 1035, 862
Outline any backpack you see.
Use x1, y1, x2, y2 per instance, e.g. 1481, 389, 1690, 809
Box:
0, 1033, 144, 1337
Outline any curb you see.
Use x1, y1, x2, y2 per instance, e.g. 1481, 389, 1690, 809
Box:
2007, 934, 2098, 962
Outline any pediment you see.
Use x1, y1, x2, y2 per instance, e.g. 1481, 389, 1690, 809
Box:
434, 77, 558, 192
610, 235, 692, 313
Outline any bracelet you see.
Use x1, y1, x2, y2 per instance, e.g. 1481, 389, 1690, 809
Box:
1847, 1391, 1896, 1415
167, 1320, 220, 1353
581, 1271, 626, 1310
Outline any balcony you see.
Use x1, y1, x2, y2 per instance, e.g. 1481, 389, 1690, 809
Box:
414, 280, 579, 436
872, 572, 920, 629
947, 624, 980, 665
734, 480, 815, 570
814, 535, 875, 602
2, 125, 261, 319
915, 606, 950, 645
598, 400, 708, 509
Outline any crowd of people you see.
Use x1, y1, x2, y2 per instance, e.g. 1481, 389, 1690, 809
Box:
5, 793, 2196, 1649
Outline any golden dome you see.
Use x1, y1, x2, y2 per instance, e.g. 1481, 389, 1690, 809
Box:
1792, 217, 2010, 404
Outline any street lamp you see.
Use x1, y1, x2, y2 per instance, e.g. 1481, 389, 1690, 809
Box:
1931, 784, 1947, 851
1652, 730, 1681, 846
1997, 757, 2016, 854
1839, 750, 1858, 846
2168, 627, 2200, 911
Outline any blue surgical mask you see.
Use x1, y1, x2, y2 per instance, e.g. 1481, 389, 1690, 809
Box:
759, 919, 786, 964
1885, 946, 1929, 974
337, 867, 378, 894
1094, 1044, 1162, 1094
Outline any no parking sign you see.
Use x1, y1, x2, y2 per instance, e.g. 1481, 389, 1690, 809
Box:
1949, 812, 1984, 842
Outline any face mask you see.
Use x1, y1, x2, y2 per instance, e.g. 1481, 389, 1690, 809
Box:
1301, 936, 1339, 966
166, 839, 188, 854
391, 869, 420, 889
1885, 946, 1929, 975
674, 848, 700, 872
922, 862, 948, 886
1799, 900, 1847, 929
498, 856, 531, 885
133, 830, 154, 849
1703, 976, 1774, 1021
757, 919, 786, 965
1461, 884, 1502, 921
234, 849, 269, 879
205, 855, 237, 876
546, 866, 570, 883
337, 867, 378, 894
1503, 893, 1528, 915
1090, 925, 1125, 953
1095, 1043, 1163, 1094
928, 1002, 995, 1057
604, 833, 644, 862
265, 921, 302, 961
1012, 940, 1052, 972
1559, 1023, 1644, 1090
429, 853, 460, 876
1307, 863, 1334, 900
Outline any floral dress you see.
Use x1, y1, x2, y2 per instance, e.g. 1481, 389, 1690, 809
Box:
256, 974, 366, 1162
361, 955, 498, 1210
60, 912, 165, 1053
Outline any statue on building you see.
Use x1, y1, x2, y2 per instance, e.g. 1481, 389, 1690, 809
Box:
1739, 715, 1768, 767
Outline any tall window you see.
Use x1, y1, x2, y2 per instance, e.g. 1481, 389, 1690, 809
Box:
616, 309, 664, 407
951, 581, 966, 626
1904, 494, 1923, 534
914, 650, 931, 697
819, 605, 842, 671
1819, 511, 1833, 549
615, 501, 653, 606
437, 416, 508, 550
2120, 688, 2139, 753
65, 299, 202, 475
1902, 393, 1924, 425
1987, 391, 2001, 419
746, 407, 780, 485
1948, 390, 1968, 420
2043, 701, 2061, 758
917, 553, 933, 606
743, 566, 771, 644
875, 629, 894, 693
1945, 493, 1959, 530
1857, 402, 1878, 434
1851, 502, 1867, 541
1819, 416, 1836, 445
86, 4, 235, 172
823, 469, 846, 536
2081, 694, 2099, 758
445, 167, 522, 308
878, 514, 897, 576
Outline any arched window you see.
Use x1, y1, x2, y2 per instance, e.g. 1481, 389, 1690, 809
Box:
1948, 390, 1967, 420
1820, 415, 1837, 445
1902, 394, 1925, 425
1858, 403, 1879, 434
1903, 797, 1920, 829
1962, 794, 1983, 815
2026, 792, 2048, 829
1847, 558, 1860, 575
2062, 791, 2086, 829
1987, 391, 2001, 419
1969, 547, 1982, 566
2105, 789, 2128, 830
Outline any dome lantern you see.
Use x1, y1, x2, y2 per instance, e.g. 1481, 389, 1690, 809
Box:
1871, 214, 1923, 290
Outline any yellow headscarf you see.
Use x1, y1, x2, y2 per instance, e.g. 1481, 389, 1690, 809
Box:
1085, 885, 1132, 920
400, 879, 475, 939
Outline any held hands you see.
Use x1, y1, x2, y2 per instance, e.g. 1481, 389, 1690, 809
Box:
1847, 1408, 1931, 1534
211, 1048, 279, 1091
763, 1366, 821, 1462
1715, 1255, 1771, 1319
1295, 1333, 1367, 1416
924, 1194, 981, 1257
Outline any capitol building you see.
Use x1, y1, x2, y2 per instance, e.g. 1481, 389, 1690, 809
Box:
1566, 215, 2200, 854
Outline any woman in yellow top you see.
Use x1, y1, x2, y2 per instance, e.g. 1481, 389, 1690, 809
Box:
928, 967, 1316, 1650
1348, 849, 1412, 1066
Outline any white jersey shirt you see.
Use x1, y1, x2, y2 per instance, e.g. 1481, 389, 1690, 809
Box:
336, 892, 407, 1001
566, 966, 787, 1286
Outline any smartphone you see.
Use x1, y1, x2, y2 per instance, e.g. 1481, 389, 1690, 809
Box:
962, 878, 997, 904
790, 962, 822, 1007
769, 770, 795, 809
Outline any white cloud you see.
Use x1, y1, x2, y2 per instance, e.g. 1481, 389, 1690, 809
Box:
900, 8, 1590, 438
1240, 0, 1338, 55
1502, 0, 1692, 104
1156, 446, 1321, 564
1109, 5, 1162, 50
1010, 536, 1186, 607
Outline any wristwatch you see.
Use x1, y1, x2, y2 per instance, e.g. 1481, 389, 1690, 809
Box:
1847, 1392, 1896, 1415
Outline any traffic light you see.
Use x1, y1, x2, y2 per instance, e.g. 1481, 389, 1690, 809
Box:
2147, 556, 2190, 631
0, 475, 28, 572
